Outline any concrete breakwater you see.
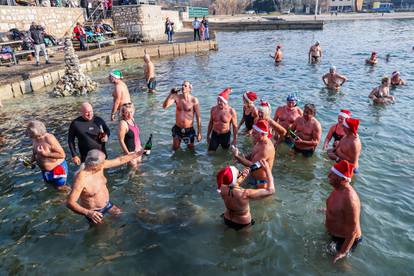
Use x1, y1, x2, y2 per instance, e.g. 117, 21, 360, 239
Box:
0, 39, 218, 101
183, 20, 324, 31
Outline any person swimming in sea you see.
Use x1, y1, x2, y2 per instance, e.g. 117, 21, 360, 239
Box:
365, 52, 377, 65
390, 71, 406, 86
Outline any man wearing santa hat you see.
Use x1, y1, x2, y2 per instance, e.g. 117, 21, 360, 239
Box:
290, 103, 322, 157
328, 117, 362, 174
274, 94, 303, 136
207, 88, 238, 152
217, 160, 275, 231
325, 160, 362, 263
323, 109, 351, 150
232, 120, 275, 188
322, 65, 348, 92
238, 91, 258, 135
162, 80, 202, 151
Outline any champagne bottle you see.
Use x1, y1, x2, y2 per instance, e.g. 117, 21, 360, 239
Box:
17, 157, 35, 169
288, 129, 299, 140
144, 134, 153, 155
98, 125, 106, 141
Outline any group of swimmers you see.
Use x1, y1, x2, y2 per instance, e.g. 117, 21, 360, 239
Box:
21, 43, 408, 264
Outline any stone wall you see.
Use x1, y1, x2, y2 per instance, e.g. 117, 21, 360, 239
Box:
0, 6, 84, 38
112, 5, 182, 42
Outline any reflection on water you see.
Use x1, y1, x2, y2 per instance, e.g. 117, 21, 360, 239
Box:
0, 19, 414, 274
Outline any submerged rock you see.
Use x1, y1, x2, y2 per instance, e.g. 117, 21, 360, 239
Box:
52, 37, 97, 97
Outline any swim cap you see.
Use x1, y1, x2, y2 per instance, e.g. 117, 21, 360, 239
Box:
216, 166, 238, 193
110, 69, 122, 79
315, 41, 320, 45
330, 65, 336, 71
286, 94, 298, 102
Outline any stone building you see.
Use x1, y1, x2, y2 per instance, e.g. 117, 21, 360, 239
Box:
328, 0, 363, 12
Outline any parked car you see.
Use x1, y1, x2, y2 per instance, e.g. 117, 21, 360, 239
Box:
282, 9, 291, 14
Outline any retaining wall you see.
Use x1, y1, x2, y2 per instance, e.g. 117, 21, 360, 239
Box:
0, 39, 218, 101
0, 6, 85, 38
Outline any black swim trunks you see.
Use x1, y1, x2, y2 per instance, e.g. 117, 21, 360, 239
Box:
208, 131, 231, 151
330, 235, 363, 253
222, 214, 255, 231
147, 78, 157, 90
172, 125, 196, 144
293, 146, 314, 157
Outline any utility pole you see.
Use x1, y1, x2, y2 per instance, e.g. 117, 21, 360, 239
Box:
314, 0, 319, 20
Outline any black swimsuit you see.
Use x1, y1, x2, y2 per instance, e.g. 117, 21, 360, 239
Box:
243, 111, 255, 130
332, 124, 344, 141
222, 186, 255, 231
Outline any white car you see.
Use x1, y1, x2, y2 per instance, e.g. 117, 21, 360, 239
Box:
282, 9, 291, 15
245, 10, 255, 15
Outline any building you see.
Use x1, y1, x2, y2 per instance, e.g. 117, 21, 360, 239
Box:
328, 0, 363, 12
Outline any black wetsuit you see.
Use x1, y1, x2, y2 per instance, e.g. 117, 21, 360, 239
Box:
68, 116, 110, 162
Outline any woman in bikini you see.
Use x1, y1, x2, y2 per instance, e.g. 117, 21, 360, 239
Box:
323, 109, 351, 150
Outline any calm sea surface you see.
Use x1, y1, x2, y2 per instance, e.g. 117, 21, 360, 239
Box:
0, 19, 413, 275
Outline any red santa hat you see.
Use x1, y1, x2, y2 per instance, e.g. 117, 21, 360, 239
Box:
216, 165, 238, 193
258, 99, 271, 114
331, 160, 354, 181
252, 119, 272, 139
243, 91, 257, 102
343, 118, 359, 135
218, 87, 232, 104
338, 109, 351, 119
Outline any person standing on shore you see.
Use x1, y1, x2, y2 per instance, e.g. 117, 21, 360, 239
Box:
68, 102, 110, 165
144, 54, 156, 93
322, 66, 348, 92
207, 88, 238, 152
67, 149, 145, 225
73, 22, 87, 51
308, 41, 322, 64
192, 17, 201, 41
201, 16, 209, 40
162, 80, 202, 151
325, 160, 362, 263
30, 22, 50, 66
27, 120, 69, 191
109, 69, 131, 121
165, 17, 174, 43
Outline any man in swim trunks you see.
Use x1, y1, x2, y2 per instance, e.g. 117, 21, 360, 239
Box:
274, 95, 303, 132
322, 66, 348, 91
390, 71, 406, 86
327, 117, 361, 176
369, 77, 395, 104
325, 160, 362, 263
207, 88, 238, 152
27, 120, 69, 191
290, 104, 322, 157
274, 45, 283, 63
163, 80, 202, 151
67, 149, 145, 225
217, 160, 275, 231
68, 102, 110, 165
308, 41, 322, 64
109, 69, 131, 121
144, 54, 156, 93
232, 120, 275, 188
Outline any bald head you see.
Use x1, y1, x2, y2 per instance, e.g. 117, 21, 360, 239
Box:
80, 102, 94, 121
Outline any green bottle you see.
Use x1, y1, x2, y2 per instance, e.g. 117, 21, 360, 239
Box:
288, 129, 299, 140
18, 157, 35, 169
144, 134, 153, 155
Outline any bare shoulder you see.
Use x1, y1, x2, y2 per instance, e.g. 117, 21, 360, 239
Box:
192, 95, 199, 104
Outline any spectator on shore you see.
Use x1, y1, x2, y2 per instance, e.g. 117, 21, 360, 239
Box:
30, 22, 50, 66
192, 17, 201, 41
165, 17, 174, 43
200, 23, 205, 41
73, 22, 87, 51
201, 16, 209, 40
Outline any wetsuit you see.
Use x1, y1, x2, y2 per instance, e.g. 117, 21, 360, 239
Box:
208, 131, 231, 151
332, 124, 344, 142
243, 110, 255, 131
123, 120, 141, 152
68, 116, 110, 162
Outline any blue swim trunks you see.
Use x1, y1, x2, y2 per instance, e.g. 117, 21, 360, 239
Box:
41, 160, 68, 187
85, 201, 114, 224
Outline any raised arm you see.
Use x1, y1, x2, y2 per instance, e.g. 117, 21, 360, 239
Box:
104, 150, 144, 169
162, 92, 177, 109
269, 118, 286, 137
